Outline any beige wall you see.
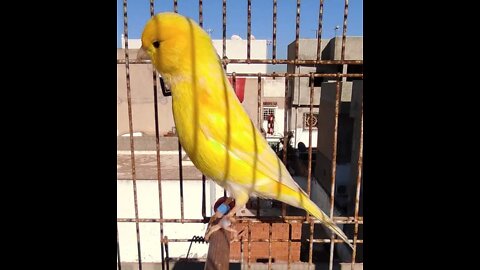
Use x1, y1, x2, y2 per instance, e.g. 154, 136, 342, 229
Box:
117, 49, 176, 136
314, 81, 353, 192
117, 50, 284, 137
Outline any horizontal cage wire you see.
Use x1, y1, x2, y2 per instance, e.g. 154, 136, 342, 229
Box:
117, 0, 362, 269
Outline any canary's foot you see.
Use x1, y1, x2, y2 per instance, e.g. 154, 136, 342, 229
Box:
205, 198, 234, 241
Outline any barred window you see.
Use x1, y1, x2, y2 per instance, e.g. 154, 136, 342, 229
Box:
303, 113, 319, 129
263, 107, 276, 120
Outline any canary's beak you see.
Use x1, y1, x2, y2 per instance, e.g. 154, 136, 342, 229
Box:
137, 47, 150, 61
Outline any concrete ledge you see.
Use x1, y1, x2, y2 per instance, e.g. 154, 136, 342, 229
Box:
117, 136, 179, 151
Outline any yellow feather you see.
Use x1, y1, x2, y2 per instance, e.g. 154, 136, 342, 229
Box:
140, 12, 353, 249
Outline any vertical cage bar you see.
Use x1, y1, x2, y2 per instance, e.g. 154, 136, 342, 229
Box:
307, 73, 315, 266
164, 236, 170, 270
222, 0, 227, 70
256, 72, 262, 218
272, 0, 277, 63
231, 71, 237, 205
282, 75, 289, 217
122, 1, 142, 269
232, 72, 237, 197
248, 222, 252, 269
306, 73, 314, 200
287, 222, 292, 269
232, 70, 237, 204
173, 0, 178, 13
117, 226, 122, 270
199, 0, 203, 27
294, 0, 301, 66
308, 221, 314, 266
328, 79, 342, 270
351, 108, 363, 269
341, 0, 349, 61
199, 0, 206, 221
268, 223, 272, 270
149, 2, 166, 269
316, 0, 325, 61
257, 73, 262, 129
178, 141, 184, 221
202, 174, 207, 218
247, 0, 252, 63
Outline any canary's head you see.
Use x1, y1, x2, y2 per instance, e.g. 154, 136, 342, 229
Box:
138, 12, 206, 74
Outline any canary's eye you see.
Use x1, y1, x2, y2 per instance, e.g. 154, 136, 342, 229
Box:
152, 40, 160, 48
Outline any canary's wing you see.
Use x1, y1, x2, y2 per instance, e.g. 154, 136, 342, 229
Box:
196, 73, 353, 249
198, 72, 307, 199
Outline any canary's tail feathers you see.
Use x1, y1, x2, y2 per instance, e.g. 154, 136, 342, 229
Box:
301, 194, 354, 250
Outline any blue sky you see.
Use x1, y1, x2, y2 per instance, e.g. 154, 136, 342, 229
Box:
117, 0, 362, 61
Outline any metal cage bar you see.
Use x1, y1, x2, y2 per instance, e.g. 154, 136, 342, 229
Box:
272, 0, 277, 63
117, 0, 363, 268
121, 1, 143, 269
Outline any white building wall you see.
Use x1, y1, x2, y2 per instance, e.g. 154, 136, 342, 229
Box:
294, 128, 318, 148
117, 179, 225, 262
211, 40, 267, 74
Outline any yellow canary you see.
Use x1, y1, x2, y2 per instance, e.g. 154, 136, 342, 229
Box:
138, 12, 353, 249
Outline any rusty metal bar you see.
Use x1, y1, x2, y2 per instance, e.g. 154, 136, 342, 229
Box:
122, 1, 142, 269
216, 72, 361, 78
173, 0, 178, 13
199, 0, 206, 220
255, 69, 261, 220
164, 237, 205, 243
222, 0, 227, 70
247, 0, 252, 63
268, 223, 272, 270
255, 72, 261, 219
118, 59, 363, 65
117, 235, 359, 244
247, 221, 252, 269
328, 79, 342, 270
119, 218, 206, 223
117, 225, 122, 270
164, 236, 170, 270
341, 0, 349, 61
231, 238, 360, 244
257, 73, 262, 129
282, 74, 289, 217
202, 174, 207, 218
178, 141, 184, 221
307, 73, 314, 198
117, 216, 362, 224
317, 0, 325, 61
292, 104, 322, 108
199, 0, 203, 27
351, 107, 363, 269
294, 0, 301, 66
272, 0, 277, 63
149, 1, 166, 269
287, 222, 292, 269
308, 221, 314, 266
307, 73, 315, 266
309, 239, 362, 244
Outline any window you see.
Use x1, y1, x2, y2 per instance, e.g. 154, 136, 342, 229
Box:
263, 107, 276, 120
303, 113, 319, 130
